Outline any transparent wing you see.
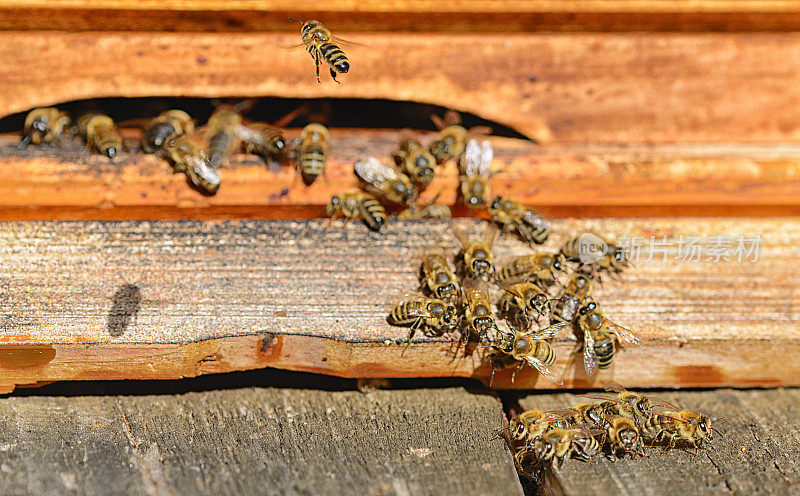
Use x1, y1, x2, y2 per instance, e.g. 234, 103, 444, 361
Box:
522, 209, 551, 229
530, 321, 568, 341
463, 139, 482, 177
526, 356, 564, 385
235, 124, 263, 143
582, 329, 599, 377
603, 317, 641, 346
604, 381, 628, 394
482, 223, 498, 248
385, 291, 431, 316
354, 157, 397, 186
452, 226, 472, 250
533, 408, 578, 424
498, 280, 526, 298
478, 140, 494, 178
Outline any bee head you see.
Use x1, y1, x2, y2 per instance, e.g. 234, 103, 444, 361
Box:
32, 119, 48, 133
325, 195, 340, 215
618, 427, 638, 450
578, 301, 597, 316
489, 196, 502, 210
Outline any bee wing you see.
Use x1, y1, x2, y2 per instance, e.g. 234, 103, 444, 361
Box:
525, 356, 564, 385
498, 280, 526, 298
463, 139, 483, 177
385, 291, 432, 317
235, 123, 263, 144
582, 329, 599, 377
332, 36, 366, 47
354, 157, 397, 187
569, 428, 605, 439
461, 276, 488, 294
657, 411, 691, 424
452, 226, 472, 250
482, 223, 498, 248
581, 393, 624, 404
603, 318, 641, 346
534, 408, 578, 424
648, 398, 682, 411
522, 209, 550, 229
604, 381, 628, 394
530, 321, 568, 340
478, 140, 494, 178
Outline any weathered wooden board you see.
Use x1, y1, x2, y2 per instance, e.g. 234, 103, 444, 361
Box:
0, 218, 797, 393
0, 386, 521, 496
3, 132, 800, 220
4, 32, 800, 142
5, 1, 800, 32
519, 389, 800, 496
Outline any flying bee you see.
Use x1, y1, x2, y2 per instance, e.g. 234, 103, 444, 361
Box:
387, 292, 459, 341
429, 110, 491, 165
238, 122, 287, 166
393, 133, 437, 188
453, 224, 497, 279
498, 280, 550, 327
142, 109, 194, 153
163, 135, 220, 194
459, 139, 495, 208
550, 272, 593, 324
561, 232, 630, 280
291, 18, 350, 83
206, 102, 252, 168
489, 196, 550, 245
19, 107, 71, 149
354, 157, 418, 206
604, 416, 647, 460
584, 382, 679, 428
642, 410, 715, 451
496, 252, 566, 288
506, 408, 575, 445
295, 123, 330, 185
77, 113, 124, 159
531, 428, 604, 468
487, 321, 567, 385
461, 277, 496, 340
419, 252, 459, 302
325, 189, 386, 232
578, 303, 641, 377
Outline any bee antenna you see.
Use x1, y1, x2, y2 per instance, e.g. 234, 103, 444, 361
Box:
17, 134, 31, 150
710, 427, 724, 437
288, 17, 304, 24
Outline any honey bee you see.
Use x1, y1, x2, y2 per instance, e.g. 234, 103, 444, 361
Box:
238, 122, 287, 166
429, 111, 491, 165
453, 224, 497, 279
506, 408, 575, 445
489, 196, 550, 245
642, 410, 715, 450
77, 113, 124, 159
206, 103, 250, 168
531, 428, 604, 468
19, 107, 71, 149
461, 277, 496, 339
498, 280, 550, 326
387, 292, 459, 341
487, 321, 567, 385
296, 123, 330, 185
550, 272, 593, 324
163, 135, 220, 194
561, 232, 630, 279
604, 416, 647, 460
564, 402, 611, 430
393, 133, 437, 188
354, 157, 418, 206
578, 303, 641, 377
396, 203, 451, 220
496, 252, 566, 288
325, 189, 386, 232
419, 252, 459, 302
143, 109, 194, 153
585, 382, 678, 428
291, 18, 350, 83
459, 139, 494, 208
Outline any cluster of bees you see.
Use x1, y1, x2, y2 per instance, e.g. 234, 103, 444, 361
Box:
508, 382, 718, 477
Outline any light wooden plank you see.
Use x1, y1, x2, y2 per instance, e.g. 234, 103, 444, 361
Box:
0, 218, 796, 393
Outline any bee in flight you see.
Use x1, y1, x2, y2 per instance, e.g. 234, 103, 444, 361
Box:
19, 107, 71, 149
143, 110, 194, 153
487, 320, 567, 385
387, 291, 459, 341
163, 135, 220, 194
77, 113, 124, 159
489, 196, 550, 245
354, 157, 418, 206
459, 139, 495, 208
429, 110, 491, 165
326, 189, 386, 232
578, 303, 641, 377
290, 18, 351, 83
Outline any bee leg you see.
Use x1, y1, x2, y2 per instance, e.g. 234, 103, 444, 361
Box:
489, 367, 496, 388
314, 52, 321, 83
510, 361, 524, 383
330, 67, 340, 84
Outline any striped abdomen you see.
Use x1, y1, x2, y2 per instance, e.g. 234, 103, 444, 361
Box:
593, 335, 615, 369
316, 42, 349, 74
143, 122, 176, 152
94, 127, 123, 158
531, 340, 556, 366
299, 142, 327, 182
388, 300, 425, 326
208, 131, 233, 168
358, 196, 386, 232
519, 221, 549, 245
561, 237, 581, 260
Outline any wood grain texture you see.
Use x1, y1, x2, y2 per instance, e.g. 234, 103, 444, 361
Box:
5, 1, 800, 32
520, 389, 800, 496
0, 387, 522, 496
4, 32, 800, 142
0, 218, 797, 393
3, 132, 800, 221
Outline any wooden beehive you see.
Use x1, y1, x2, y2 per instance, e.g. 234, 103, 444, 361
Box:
0, 1, 799, 394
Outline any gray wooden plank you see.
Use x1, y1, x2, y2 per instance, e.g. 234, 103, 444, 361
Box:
0, 387, 522, 496
518, 389, 800, 496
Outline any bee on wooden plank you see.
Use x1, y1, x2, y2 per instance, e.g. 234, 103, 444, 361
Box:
577, 304, 641, 377
489, 195, 550, 245
19, 107, 71, 149
290, 18, 351, 83
206, 101, 253, 168
419, 251, 459, 302
396, 202, 451, 220
642, 409, 716, 451
325, 189, 386, 232
429, 110, 491, 165
453, 224, 497, 280
603, 415, 647, 460
458, 139, 496, 208
163, 134, 220, 194
77, 113, 124, 159
506, 408, 575, 445
294, 123, 330, 185
550, 272, 593, 324
583, 382, 678, 429
238, 122, 287, 168
354, 157, 418, 206
142, 110, 194, 153
561, 232, 630, 281
529, 427, 604, 468
461, 277, 497, 340
487, 321, 567, 385
496, 252, 565, 288
387, 292, 459, 341
498, 279, 551, 327
393, 132, 437, 188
